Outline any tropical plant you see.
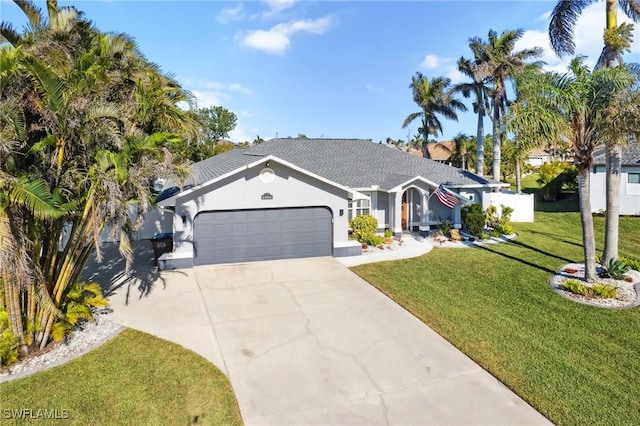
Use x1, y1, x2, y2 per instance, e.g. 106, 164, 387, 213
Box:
402, 73, 467, 159
599, 258, 631, 279
592, 283, 619, 298
477, 29, 544, 181
0, 0, 197, 358
562, 278, 590, 296
502, 68, 565, 193
536, 162, 577, 201
437, 218, 453, 237
506, 58, 635, 281
454, 40, 492, 176
549, 0, 640, 264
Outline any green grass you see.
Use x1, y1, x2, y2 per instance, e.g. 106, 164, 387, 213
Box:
352, 212, 640, 426
506, 173, 579, 212
0, 329, 242, 426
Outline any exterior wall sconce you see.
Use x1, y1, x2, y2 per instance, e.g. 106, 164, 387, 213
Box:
266, 161, 270, 167
339, 209, 344, 216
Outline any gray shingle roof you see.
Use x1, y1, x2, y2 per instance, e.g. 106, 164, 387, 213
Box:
189, 138, 504, 191
593, 141, 640, 166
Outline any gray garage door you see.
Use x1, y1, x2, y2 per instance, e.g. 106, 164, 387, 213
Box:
193, 207, 332, 265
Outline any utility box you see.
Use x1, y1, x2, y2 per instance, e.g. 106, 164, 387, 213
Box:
150, 233, 173, 266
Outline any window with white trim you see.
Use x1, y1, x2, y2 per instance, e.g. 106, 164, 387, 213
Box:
348, 198, 370, 222
629, 173, 640, 184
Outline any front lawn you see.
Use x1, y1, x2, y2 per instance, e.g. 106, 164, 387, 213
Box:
0, 329, 242, 426
352, 212, 640, 426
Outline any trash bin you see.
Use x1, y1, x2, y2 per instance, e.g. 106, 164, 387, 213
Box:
150, 233, 173, 266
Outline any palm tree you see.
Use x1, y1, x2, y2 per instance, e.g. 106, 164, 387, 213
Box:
0, 0, 196, 355
513, 58, 635, 281
402, 73, 466, 159
503, 68, 565, 193
454, 39, 492, 176
479, 29, 544, 182
549, 0, 640, 263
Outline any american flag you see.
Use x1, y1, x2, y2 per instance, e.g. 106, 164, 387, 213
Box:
434, 184, 459, 209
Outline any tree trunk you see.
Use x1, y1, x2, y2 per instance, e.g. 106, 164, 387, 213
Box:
578, 168, 597, 281
492, 105, 501, 182
476, 90, 484, 176
603, 143, 621, 262
602, 0, 620, 263
515, 158, 522, 194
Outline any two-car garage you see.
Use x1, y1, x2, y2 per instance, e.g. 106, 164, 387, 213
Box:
192, 207, 333, 266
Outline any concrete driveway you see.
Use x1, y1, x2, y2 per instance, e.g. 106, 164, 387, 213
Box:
95, 247, 550, 425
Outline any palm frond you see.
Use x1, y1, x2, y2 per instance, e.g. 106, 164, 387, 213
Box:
0, 22, 22, 46
6, 176, 64, 219
15, 0, 44, 31
549, 0, 595, 57
620, 0, 640, 21
22, 55, 65, 114
402, 111, 422, 128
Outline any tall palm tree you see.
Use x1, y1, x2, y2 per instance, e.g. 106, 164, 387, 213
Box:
480, 29, 544, 182
0, 0, 196, 355
549, 0, 640, 263
515, 58, 635, 281
503, 68, 565, 193
402, 73, 466, 159
454, 39, 492, 176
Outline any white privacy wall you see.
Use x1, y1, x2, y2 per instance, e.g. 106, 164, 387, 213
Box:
482, 191, 534, 222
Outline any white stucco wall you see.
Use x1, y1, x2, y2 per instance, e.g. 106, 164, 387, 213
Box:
100, 204, 172, 242
171, 160, 351, 254
482, 191, 534, 222
591, 166, 640, 215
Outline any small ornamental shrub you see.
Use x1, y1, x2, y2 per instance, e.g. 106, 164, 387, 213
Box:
620, 256, 640, 271
384, 229, 392, 239
599, 258, 630, 280
562, 279, 589, 296
0, 308, 19, 367
438, 218, 453, 237
350, 215, 378, 244
486, 204, 514, 236
592, 283, 618, 299
365, 234, 385, 246
462, 203, 485, 238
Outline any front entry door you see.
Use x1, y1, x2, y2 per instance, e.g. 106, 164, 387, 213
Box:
401, 192, 408, 230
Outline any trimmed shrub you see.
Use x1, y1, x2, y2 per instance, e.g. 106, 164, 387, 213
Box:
461, 203, 485, 238
384, 228, 392, 239
350, 215, 378, 244
365, 234, 385, 246
537, 161, 578, 201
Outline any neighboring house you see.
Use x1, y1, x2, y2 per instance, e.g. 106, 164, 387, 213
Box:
527, 148, 553, 167
590, 142, 640, 216
527, 147, 574, 167
409, 141, 455, 165
156, 138, 506, 268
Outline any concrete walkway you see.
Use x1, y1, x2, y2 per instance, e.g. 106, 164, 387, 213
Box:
98, 249, 551, 425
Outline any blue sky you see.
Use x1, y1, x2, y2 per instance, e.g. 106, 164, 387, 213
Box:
2, 0, 639, 143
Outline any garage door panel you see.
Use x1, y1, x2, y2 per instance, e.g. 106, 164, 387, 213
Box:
193, 207, 332, 265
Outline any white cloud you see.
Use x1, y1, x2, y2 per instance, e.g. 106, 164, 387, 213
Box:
237, 16, 334, 55
444, 65, 465, 84
217, 4, 245, 24
229, 123, 254, 143
365, 83, 383, 92
262, 0, 297, 19
421, 54, 440, 69
192, 90, 224, 108
228, 83, 252, 95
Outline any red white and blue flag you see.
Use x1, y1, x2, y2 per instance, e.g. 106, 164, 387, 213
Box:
434, 184, 459, 209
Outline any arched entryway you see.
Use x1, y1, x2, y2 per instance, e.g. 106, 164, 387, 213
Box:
401, 187, 423, 231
